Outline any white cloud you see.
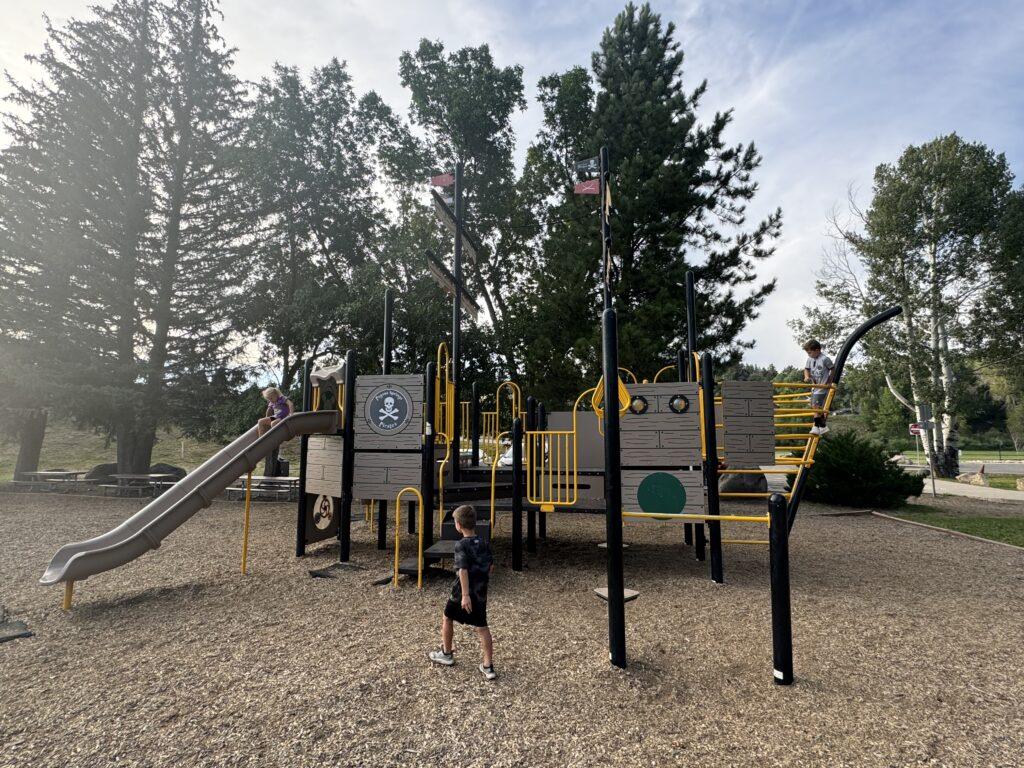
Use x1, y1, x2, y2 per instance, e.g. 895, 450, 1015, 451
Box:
2, 0, 1021, 372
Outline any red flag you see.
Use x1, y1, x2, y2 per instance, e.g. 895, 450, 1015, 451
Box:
430, 173, 455, 187
574, 179, 599, 195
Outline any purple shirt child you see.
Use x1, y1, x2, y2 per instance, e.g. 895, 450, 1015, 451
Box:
269, 395, 291, 420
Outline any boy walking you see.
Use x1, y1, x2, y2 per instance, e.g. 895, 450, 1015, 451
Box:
803, 339, 834, 436
428, 505, 497, 680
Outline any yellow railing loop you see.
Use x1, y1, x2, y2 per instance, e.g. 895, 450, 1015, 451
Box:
393, 486, 426, 589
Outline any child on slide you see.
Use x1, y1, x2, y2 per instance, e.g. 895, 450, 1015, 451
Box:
257, 387, 293, 436
429, 505, 497, 680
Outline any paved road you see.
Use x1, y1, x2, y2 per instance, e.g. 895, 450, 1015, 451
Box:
899, 459, 1024, 476
960, 461, 1024, 476
921, 479, 1024, 502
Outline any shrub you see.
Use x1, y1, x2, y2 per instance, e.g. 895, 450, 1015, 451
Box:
786, 430, 924, 509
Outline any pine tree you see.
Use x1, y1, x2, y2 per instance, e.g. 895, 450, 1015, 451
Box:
1, 0, 248, 471
517, 3, 780, 403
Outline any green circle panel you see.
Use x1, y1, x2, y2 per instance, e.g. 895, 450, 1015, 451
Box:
636, 472, 687, 515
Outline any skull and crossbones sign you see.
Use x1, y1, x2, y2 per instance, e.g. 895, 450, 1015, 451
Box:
379, 395, 400, 423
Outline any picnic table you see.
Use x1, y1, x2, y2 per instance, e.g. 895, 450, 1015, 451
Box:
107, 473, 177, 497
227, 475, 299, 501
17, 470, 89, 492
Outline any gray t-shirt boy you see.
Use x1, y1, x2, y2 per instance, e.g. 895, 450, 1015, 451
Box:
806, 355, 834, 395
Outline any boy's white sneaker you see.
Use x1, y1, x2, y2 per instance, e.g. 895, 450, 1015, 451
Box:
429, 649, 455, 666
810, 425, 830, 436
480, 664, 498, 680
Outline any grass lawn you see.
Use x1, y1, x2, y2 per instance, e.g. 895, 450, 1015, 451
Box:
894, 505, 1024, 547
957, 449, 1024, 461
985, 474, 1022, 492
0, 419, 300, 482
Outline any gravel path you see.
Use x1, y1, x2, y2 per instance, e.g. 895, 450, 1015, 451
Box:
2, 492, 1022, 767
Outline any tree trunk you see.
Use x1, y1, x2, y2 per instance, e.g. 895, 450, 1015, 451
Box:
902, 311, 939, 467
938, 319, 959, 476
114, 2, 154, 473
13, 410, 47, 480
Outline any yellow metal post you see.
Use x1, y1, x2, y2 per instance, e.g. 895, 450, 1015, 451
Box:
62, 580, 74, 610
241, 470, 253, 574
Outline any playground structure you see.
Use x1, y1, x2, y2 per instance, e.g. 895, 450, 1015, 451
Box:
38, 150, 902, 686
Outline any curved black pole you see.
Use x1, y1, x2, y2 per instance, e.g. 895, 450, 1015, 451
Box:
787, 306, 903, 531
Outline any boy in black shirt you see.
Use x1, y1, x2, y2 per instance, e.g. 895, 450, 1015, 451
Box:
428, 505, 497, 680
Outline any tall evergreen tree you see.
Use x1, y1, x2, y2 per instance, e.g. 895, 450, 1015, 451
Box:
0, 0, 248, 470
517, 3, 781, 403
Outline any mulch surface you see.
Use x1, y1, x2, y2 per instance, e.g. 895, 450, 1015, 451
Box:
1, 492, 1022, 767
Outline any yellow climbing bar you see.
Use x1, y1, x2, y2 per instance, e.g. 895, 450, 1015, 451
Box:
240, 470, 253, 575
623, 511, 770, 524
393, 487, 426, 589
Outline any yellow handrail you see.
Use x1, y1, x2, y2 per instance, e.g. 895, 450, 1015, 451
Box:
240, 470, 253, 574
393, 486, 426, 589
489, 430, 509, 528
524, 387, 596, 510
481, 381, 522, 464
618, 366, 638, 384
652, 364, 676, 383
436, 435, 452, 538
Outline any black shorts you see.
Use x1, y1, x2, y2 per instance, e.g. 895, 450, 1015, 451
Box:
444, 598, 488, 628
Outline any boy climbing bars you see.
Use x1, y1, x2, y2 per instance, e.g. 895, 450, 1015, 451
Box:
803, 339, 833, 436
429, 505, 497, 680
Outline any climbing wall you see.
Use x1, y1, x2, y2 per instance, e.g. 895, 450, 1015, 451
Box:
351, 374, 424, 501
721, 380, 776, 468
305, 435, 343, 497
619, 383, 705, 515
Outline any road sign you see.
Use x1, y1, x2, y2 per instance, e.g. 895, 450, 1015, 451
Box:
909, 423, 922, 436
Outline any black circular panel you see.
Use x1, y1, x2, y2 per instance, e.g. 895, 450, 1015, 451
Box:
668, 394, 690, 414
629, 395, 649, 415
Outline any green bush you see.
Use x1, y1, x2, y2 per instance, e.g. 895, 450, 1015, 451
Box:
786, 430, 924, 509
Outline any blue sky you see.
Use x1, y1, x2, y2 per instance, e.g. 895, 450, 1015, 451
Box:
3, 0, 1022, 368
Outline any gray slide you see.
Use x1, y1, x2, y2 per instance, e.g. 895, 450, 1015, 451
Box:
40, 410, 339, 586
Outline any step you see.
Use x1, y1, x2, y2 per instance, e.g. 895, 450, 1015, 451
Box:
397, 557, 452, 578
424, 539, 457, 558
594, 587, 640, 603
439, 518, 491, 541
441, 482, 513, 501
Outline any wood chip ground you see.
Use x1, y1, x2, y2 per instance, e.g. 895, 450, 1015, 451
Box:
1, 491, 1022, 766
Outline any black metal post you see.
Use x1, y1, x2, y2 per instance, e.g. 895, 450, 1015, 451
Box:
602, 307, 627, 668
471, 381, 480, 467
339, 350, 357, 562
423, 363, 437, 549
677, 346, 693, 547
526, 396, 537, 553
295, 357, 314, 557
769, 493, 794, 685
685, 270, 698, 381
377, 289, 393, 549
538, 402, 547, 540
701, 353, 724, 584
511, 417, 524, 571
599, 146, 612, 311
451, 162, 464, 482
